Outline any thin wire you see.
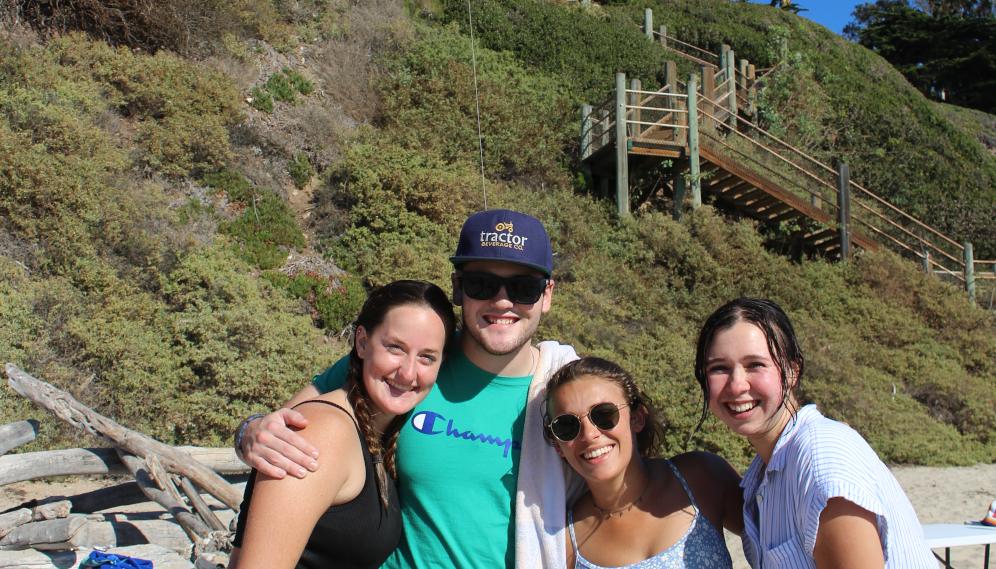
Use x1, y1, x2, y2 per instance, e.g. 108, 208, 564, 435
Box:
466, 0, 487, 210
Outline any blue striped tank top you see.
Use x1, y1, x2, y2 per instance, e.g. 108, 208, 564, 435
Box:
568, 459, 733, 569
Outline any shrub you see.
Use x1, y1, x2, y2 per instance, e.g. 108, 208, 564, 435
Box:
202, 170, 305, 269
283, 67, 315, 96
251, 86, 274, 114
288, 152, 315, 189
264, 270, 367, 330
266, 71, 297, 103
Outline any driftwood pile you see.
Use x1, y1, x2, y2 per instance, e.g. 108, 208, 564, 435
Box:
1, 363, 251, 566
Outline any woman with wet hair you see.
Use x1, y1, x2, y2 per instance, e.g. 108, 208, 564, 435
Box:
694, 297, 935, 568
230, 280, 458, 569
544, 357, 743, 569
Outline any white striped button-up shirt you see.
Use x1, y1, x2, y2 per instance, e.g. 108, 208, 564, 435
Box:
740, 405, 937, 568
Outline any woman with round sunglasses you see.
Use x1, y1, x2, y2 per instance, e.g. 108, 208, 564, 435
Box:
229, 281, 457, 569
544, 357, 744, 569
694, 297, 934, 568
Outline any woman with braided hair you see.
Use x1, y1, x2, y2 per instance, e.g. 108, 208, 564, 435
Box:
230, 280, 457, 569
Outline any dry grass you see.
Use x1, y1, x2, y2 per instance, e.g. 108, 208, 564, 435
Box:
311, 0, 415, 123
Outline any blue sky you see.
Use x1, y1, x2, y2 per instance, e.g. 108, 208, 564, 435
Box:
799, 0, 865, 34
744, 1, 866, 35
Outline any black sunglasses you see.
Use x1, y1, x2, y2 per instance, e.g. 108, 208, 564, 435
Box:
546, 402, 628, 443
459, 271, 549, 305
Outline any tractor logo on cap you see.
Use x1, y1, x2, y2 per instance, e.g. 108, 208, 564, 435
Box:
480, 222, 527, 250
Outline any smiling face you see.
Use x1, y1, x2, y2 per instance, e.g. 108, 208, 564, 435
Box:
355, 304, 447, 418
453, 260, 553, 357
705, 321, 796, 458
548, 376, 644, 484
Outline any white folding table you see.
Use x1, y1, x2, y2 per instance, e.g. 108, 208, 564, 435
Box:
923, 522, 996, 569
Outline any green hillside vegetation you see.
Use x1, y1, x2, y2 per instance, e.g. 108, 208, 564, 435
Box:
2, 0, 995, 468
449, 0, 996, 258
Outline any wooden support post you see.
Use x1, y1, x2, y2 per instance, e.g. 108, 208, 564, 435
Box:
599, 108, 609, 149
720, 44, 730, 71
688, 73, 701, 209
615, 72, 629, 217
598, 176, 609, 199
837, 163, 851, 261
659, 25, 667, 48
665, 61, 678, 140
672, 177, 687, 221
701, 65, 715, 128
747, 63, 757, 121
965, 242, 975, 301
780, 37, 788, 61
581, 104, 592, 160
727, 48, 738, 129
923, 251, 931, 276
629, 78, 641, 138
811, 194, 822, 209
644, 9, 653, 42
739, 59, 748, 90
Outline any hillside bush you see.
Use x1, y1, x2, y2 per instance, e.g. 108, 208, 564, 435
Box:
289, 152, 315, 189
202, 170, 305, 270
442, 0, 670, 104
264, 270, 366, 329
251, 86, 274, 113
266, 71, 298, 103
0, 36, 336, 449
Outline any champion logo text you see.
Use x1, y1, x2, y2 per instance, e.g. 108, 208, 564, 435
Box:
410, 411, 522, 458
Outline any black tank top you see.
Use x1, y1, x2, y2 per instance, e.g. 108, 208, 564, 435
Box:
233, 401, 402, 569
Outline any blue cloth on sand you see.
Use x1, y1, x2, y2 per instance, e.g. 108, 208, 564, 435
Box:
80, 551, 153, 569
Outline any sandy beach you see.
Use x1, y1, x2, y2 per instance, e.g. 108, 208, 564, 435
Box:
3, 464, 995, 566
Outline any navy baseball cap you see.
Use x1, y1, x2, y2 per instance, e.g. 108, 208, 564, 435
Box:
450, 210, 553, 276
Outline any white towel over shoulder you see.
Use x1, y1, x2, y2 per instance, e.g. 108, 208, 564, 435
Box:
515, 341, 586, 569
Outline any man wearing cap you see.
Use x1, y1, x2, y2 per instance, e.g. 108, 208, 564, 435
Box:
234, 210, 582, 568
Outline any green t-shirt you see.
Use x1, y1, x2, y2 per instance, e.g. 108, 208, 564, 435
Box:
313, 348, 531, 569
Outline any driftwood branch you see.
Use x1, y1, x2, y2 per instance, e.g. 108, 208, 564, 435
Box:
31, 501, 70, 522
0, 510, 31, 538
116, 449, 208, 542
0, 515, 105, 550
0, 447, 246, 487
0, 519, 198, 553
6, 478, 248, 515
180, 477, 226, 532
2, 544, 191, 569
0, 421, 39, 455
5, 363, 242, 511
0, 544, 194, 569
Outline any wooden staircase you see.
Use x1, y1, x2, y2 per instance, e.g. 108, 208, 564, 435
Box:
580, 10, 990, 295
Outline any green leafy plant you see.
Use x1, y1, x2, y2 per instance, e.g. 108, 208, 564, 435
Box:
283, 67, 315, 96
202, 170, 305, 269
264, 271, 366, 329
288, 152, 315, 189
266, 72, 297, 103
251, 86, 274, 113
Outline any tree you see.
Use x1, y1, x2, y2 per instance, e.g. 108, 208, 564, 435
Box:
846, 1, 996, 113
770, 0, 808, 13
